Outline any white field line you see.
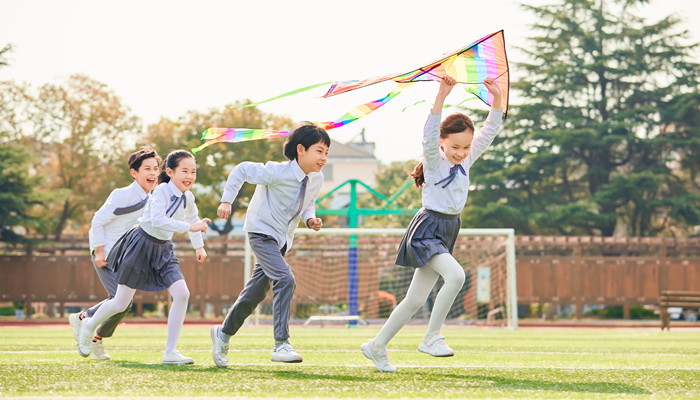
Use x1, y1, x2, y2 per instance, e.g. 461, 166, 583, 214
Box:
2, 349, 700, 357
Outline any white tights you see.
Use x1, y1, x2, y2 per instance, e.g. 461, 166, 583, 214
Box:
83, 280, 190, 353
373, 253, 465, 348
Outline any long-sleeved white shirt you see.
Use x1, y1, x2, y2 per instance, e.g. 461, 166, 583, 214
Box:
139, 181, 204, 249
421, 108, 503, 215
221, 159, 322, 250
88, 181, 149, 255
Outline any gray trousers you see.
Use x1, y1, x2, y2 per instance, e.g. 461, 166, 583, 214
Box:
222, 233, 296, 340
85, 254, 131, 338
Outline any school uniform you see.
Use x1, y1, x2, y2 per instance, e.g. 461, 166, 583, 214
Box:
396, 108, 503, 267
86, 181, 149, 337
107, 181, 204, 291
219, 159, 322, 340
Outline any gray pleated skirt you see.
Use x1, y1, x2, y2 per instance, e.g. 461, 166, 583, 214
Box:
106, 226, 184, 291
395, 208, 461, 268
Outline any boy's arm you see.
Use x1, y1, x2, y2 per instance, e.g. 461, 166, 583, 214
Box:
88, 190, 120, 252
220, 161, 277, 204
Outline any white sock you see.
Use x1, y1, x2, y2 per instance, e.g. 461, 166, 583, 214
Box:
425, 253, 465, 335
164, 279, 190, 354
83, 285, 135, 334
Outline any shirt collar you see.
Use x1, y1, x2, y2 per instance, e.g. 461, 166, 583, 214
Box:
128, 181, 149, 200
290, 159, 308, 182
167, 180, 184, 198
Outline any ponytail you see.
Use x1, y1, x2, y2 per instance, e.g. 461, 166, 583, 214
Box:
158, 159, 170, 184
410, 162, 425, 188
158, 149, 195, 184
410, 113, 474, 189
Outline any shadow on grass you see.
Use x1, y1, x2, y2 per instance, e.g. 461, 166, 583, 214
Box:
111, 362, 381, 382
443, 373, 651, 395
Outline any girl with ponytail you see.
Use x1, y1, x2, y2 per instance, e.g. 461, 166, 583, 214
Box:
362, 76, 503, 372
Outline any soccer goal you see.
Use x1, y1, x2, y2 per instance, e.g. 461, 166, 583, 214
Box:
244, 228, 517, 329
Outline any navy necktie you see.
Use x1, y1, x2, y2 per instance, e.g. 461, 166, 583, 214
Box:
113, 197, 148, 216
167, 194, 186, 217
434, 164, 466, 189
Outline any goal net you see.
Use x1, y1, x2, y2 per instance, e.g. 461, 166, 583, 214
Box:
246, 228, 517, 329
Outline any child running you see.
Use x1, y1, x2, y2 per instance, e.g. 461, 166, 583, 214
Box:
362, 76, 503, 372
69, 147, 160, 360
210, 122, 330, 368
77, 149, 210, 365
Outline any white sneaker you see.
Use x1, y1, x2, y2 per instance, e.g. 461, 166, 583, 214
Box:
91, 340, 111, 360
418, 334, 454, 357
210, 325, 229, 368
68, 313, 82, 342
77, 318, 93, 357
361, 340, 397, 372
271, 342, 302, 363
162, 350, 194, 365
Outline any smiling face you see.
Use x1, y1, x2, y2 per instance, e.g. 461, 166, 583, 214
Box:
130, 157, 160, 193
166, 156, 197, 193
296, 141, 329, 174
440, 129, 474, 165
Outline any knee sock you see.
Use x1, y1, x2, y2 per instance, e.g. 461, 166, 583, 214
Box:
165, 280, 189, 354
83, 285, 135, 334
425, 253, 465, 337
373, 266, 439, 348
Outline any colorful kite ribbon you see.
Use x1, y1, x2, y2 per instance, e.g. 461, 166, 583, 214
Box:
193, 30, 509, 154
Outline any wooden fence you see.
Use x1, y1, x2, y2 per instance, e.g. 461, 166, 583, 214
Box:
0, 235, 698, 320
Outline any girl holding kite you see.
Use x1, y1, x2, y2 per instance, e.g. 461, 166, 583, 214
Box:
77, 149, 210, 365
362, 75, 503, 372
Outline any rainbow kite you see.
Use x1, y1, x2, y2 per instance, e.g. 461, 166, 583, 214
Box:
193, 30, 508, 154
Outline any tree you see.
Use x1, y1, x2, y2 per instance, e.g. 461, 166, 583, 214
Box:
0, 44, 47, 244
30, 74, 142, 239
146, 101, 293, 236
468, 0, 700, 236
0, 145, 45, 243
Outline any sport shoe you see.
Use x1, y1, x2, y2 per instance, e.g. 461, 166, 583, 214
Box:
361, 340, 397, 372
162, 349, 194, 365
91, 339, 111, 360
271, 342, 302, 363
68, 312, 82, 342
418, 334, 454, 357
77, 318, 93, 357
210, 325, 229, 368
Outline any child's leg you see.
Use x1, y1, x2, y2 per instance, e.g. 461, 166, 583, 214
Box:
373, 266, 440, 348
221, 264, 270, 336
424, 253, 465, 336
165, 279, 190, 353
83, 284, 136, 333
246, 234, 295, 342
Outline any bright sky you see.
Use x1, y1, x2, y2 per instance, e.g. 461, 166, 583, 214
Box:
1, 0, 698, 164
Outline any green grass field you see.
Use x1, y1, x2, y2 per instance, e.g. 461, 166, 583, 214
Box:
1, 324, 699, 399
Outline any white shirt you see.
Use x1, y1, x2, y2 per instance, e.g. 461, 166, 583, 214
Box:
139, 181, 204, 249
421, 108, 503, 215
88, 181, 149, 255
221, 159, 322, 250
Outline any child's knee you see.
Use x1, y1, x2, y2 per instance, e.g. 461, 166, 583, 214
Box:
277, 272, 296, 289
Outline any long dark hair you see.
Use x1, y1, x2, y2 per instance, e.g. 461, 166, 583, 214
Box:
158, 150, 195, 184
411, 113, 475, 187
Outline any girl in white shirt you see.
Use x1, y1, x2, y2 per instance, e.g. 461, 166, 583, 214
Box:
77, 150, 211, 365
362, 76, 503, 372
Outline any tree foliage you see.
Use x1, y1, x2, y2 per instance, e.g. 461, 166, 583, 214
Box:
146, 101, 294, 235
467, 0, 700, 236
